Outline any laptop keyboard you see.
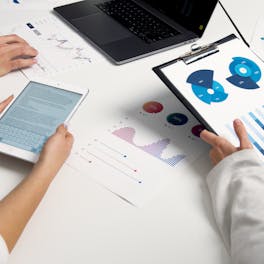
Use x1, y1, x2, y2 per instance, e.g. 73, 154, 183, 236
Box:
97, 0, 180, 44
0, 124, 45, 153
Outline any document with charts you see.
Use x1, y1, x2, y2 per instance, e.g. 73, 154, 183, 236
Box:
67, 92, 209, 207
154, 35, 264, 161
2, 15, 104, 78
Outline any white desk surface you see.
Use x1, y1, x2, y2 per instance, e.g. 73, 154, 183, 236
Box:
0, 1, 263, 263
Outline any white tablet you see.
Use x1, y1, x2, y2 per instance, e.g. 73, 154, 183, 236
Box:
0, 78, 88, 163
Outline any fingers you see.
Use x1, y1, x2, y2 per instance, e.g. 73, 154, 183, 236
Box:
233, 119, 252, 150
201, 129, 236, 159
200, 130, 219, 146
1, 42, 38, 60
0, 95, 14, 113
209, 148, 223, 165
0, 41, 38, 76
56, 124, 67, 134
0, 34, 28, 45
56, 124, 74, 142
10, 58, 37, 71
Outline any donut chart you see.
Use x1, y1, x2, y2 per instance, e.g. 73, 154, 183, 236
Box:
187, 70, 228, 105
226, 57, 261, 89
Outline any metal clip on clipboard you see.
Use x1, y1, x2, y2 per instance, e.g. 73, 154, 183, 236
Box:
179, 42, 219, 65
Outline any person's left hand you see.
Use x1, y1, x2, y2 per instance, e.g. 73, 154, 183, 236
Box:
0, 95, 14, 113
200, 119, 253, 165
0, 34, 38, 77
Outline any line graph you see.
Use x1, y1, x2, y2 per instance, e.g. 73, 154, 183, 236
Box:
4, 16, 102, 78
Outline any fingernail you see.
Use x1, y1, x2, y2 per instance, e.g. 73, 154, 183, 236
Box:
234, 119, 242, 125
63, 123, 68, 129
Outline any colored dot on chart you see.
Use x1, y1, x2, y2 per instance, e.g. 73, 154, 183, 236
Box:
166, 113, 188, 126
191, 124, 205, 137
143, 101, 164, 113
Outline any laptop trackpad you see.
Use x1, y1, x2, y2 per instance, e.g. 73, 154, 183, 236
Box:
71, 13, 133, 45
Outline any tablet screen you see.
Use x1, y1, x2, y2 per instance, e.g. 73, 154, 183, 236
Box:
0, 81, 82, 153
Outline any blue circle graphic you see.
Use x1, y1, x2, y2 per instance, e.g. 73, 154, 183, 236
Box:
187, 70, 228, 105
227, 57, 261, 89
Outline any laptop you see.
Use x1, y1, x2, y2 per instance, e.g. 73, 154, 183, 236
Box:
54, 0, 218, 64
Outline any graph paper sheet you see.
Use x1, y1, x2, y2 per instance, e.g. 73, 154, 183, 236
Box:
2, 15, 104, 78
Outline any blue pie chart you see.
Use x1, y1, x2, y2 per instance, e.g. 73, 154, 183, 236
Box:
226, 57, 261, 89
187, 70, 228, 104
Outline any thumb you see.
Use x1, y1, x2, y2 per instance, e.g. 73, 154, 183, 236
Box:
0, 95, 13, 113
233, 119, 252, 150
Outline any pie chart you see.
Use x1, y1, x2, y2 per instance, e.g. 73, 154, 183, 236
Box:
226, 57, 261, 89
187, 70, 228, 105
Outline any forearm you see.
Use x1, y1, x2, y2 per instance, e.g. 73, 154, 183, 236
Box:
207, 149, 264, 263
0, 162, 57, 252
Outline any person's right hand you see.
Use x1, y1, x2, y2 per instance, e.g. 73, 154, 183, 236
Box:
0, 34, 38, 77
200, 119, 253, 165
36, 125, 74, 177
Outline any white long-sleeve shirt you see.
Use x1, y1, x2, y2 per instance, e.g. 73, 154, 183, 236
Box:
207, 149, 264, 264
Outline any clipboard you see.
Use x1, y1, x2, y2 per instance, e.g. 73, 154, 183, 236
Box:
153, 34, 264, 159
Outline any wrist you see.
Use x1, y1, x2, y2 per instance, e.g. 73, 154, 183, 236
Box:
31, 160, 59, 182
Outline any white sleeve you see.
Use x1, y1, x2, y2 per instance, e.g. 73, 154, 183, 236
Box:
0, 235, 9, 264
207, 149, 264, 264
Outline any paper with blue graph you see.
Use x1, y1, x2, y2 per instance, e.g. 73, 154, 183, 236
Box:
157, 36, 264, 160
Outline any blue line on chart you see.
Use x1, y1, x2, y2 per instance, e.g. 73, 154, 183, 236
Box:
226, 123, 264, 155
249, 112, 264, 130
242, 116, 264, 142
256, 108, 264, 120
247, 133, 264, 155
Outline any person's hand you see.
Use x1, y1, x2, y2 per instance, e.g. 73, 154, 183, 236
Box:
0, 34, 38, 77
0, 95, 14, 113
36, 125, 74, 176
200, 119, 253, 165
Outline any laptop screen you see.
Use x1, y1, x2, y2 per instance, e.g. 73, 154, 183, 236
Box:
142, 0, 218, 37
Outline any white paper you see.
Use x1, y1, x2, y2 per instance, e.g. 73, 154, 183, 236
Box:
2, 15, 104, 78
251, 16, 264, 61
67, 94, 209, 207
